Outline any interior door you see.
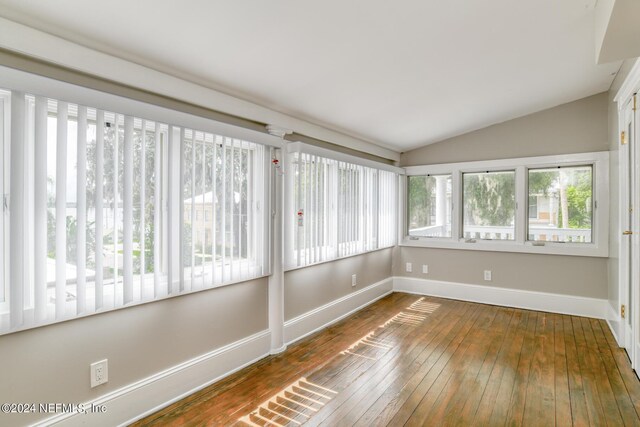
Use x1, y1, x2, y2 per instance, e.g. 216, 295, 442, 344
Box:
621, 95, 638, 367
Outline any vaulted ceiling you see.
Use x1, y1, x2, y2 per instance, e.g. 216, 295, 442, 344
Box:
0, 0, 622, 152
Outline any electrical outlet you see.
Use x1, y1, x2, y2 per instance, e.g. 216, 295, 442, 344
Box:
422, 264, 429, 274
406, 262, 412, 273
351, 274, 357, 287
484, 270, 492, 281
91, 359, 108, 388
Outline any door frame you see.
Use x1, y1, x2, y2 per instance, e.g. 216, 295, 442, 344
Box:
619, 97, 637, 365
616, 57, 640, 369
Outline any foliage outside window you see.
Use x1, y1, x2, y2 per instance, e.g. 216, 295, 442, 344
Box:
527, 166, 592, 243
463, 171, 516, 240
407, 175, 451, 237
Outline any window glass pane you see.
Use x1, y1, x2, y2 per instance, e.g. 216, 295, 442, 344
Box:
527, 166, 592, 243
463, 171, 515, 240
407, 175, 451, 237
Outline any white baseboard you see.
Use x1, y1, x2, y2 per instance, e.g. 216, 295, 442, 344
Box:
607, 302, 623, 347
37, 330, 271, 427
284, 278, 393, 344
393, 276, 608, 319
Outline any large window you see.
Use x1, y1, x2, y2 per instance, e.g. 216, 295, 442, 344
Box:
527, 166, 592, 243
463, 171, 516, 241
286, 144, 399, 269
407, 175, 452, 238
402, 152, 608, 257
1, 86, 270, 335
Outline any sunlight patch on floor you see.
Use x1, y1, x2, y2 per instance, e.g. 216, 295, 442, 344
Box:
381, 311, 427, 327
339, 329, 394, 360
407, 297, 441, 314
238, 377, 337, 426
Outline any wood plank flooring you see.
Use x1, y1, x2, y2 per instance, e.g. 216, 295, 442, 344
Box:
134, 293, 640, 426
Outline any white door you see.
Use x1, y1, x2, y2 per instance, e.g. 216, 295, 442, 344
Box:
621, 95, 639, 368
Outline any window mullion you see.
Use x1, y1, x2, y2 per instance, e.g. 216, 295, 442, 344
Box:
452, 169, 462, 241
515, 165, 526, 245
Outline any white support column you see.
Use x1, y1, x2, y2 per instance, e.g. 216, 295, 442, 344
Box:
265, 125, 291, 354
269, 146, 286, 353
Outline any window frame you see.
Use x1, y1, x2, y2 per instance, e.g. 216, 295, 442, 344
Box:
462, 169, 517, 242
406, 173, 453, 239
526, 164, 595, 244
401, 151, 609, 257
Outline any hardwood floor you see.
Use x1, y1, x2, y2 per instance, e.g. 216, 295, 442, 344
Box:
134, 293, 640, 426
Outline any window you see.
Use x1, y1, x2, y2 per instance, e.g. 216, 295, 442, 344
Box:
402, 151, 608, 257
286, 144, 399, 269
407, 175, 451, 238
463, 171, 516, 240
1, 83, 270, 335
527, 166, 592, 243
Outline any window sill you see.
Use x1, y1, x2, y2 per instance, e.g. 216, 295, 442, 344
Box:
284, 245, 395, 272
400, 237, 608, 258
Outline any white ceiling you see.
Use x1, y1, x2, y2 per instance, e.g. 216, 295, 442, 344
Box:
0, 0, 622, 152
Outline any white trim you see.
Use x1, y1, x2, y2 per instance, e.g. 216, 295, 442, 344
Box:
393, 276, 608, 319
35, 330, 271, 427
403, 151, 610, 258
0, 17, 399, 161
614, 58, 640, 105
0, 65, 285, 149
404, 151, 610, 175
287, 141, 404, 174
607, 301, 623, 347
283, 246, 395, 273
284, 277, 393, 344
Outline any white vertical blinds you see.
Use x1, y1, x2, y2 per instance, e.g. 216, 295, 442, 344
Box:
286, 146, 399, 269
0, 89, 270, 335
182, 132, 267, 288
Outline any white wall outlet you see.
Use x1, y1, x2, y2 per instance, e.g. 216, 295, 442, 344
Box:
422, 264, 429, 274
351, 274, 357, 287
484, 270, 492, 281
91, 359, 108, 388
406, 262, 412, 273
